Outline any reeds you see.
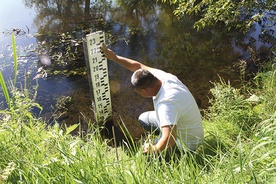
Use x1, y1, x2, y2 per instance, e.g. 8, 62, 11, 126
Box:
12, 33, 18, 86
0, 71, 10, 108
0, 33, 18, 109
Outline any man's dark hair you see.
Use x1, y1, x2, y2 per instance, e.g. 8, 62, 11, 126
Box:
131, 69, 158, 89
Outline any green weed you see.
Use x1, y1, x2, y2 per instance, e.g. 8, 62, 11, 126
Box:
0, 71, 10, 109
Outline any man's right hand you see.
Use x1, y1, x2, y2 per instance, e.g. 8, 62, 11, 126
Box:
100, 43, 118, 61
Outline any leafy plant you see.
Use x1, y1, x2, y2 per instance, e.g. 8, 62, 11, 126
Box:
161, 0, 276, 32
207, 77, 261, 134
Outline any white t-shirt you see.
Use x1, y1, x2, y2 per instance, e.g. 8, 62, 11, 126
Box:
149, 68, 204, 151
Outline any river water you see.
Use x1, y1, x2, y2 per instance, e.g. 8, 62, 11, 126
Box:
0, 0, 275, 141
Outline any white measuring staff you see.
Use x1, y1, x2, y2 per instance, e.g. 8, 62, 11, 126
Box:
85, 31, 112, 123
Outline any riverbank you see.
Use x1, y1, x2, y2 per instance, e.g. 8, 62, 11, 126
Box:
1, 56, 275, 183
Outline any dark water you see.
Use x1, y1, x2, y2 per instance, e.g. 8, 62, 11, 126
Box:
0, 0, 275, 140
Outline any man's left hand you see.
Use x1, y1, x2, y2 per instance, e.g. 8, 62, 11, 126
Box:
143, 143, 156, 154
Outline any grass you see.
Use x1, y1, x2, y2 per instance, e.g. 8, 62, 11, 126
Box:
12, 33, 18, 86
0, 36, 275, 183
0, 71, 10, 109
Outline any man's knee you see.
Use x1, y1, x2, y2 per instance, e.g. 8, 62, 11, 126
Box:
138, 111, 160, 133
138, 112, 148, 124
138, 112, 150, 130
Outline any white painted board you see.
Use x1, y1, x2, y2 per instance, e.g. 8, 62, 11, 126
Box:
86, 31, 112, 123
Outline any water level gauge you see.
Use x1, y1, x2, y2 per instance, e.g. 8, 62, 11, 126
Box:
85, 31, 112, 123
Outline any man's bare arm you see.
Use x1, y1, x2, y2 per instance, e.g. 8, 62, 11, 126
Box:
101, 43, 151, 72
143, 125, 177, 153
154, 125, 177, 151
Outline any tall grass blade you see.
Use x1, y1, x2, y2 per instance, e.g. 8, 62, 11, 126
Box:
0, 71, 10, 108
12, 33, 18, 86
